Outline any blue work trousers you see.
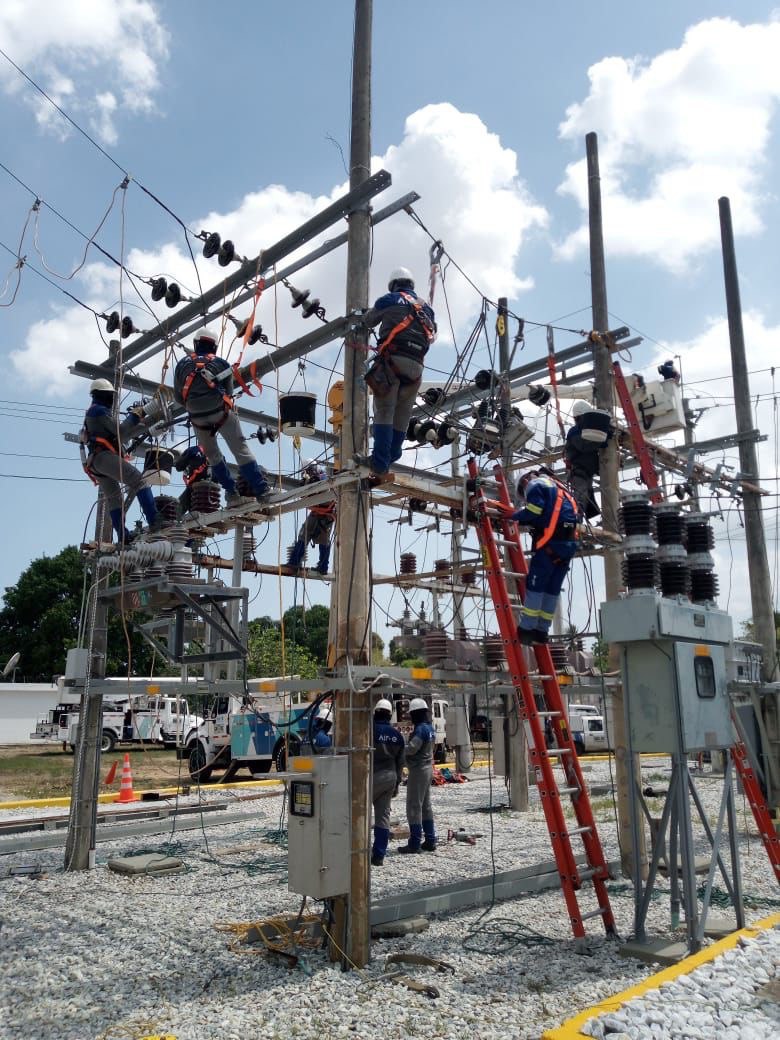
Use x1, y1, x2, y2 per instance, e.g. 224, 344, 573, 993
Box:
518, 540, 577, 634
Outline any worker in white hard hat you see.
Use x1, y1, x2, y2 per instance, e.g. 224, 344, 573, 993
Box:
311, 703, 333, 751
398, 697, 437, 854
173, 327, 270, 505
357, 268, 437, 476
371, 698, 404, 866
564, 399, 612, 520
80, 378, 159, 544
287, 460, 335, 574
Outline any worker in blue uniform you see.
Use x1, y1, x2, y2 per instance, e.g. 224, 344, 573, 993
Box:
80, 377, 159, 544
371, 698, 405, 867
358, 267, 436, 476
287, 461, 335, 574
311, 705, 333, 751
173, 328, 270, 504
564, 400, 611, 520
398, 697, 437, 854
513, 470, 579, 645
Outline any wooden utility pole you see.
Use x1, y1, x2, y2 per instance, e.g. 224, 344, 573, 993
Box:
498, 297, 529, 810
586, 132, 645, 877
65, 355, 118, 871
719, 197, 779, 683
330, 0, 373, 969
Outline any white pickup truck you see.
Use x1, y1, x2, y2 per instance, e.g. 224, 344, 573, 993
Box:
568, 711, 609, 755
32, 694, 203, 753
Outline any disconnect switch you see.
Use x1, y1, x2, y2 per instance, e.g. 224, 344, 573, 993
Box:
287, 755, 350, 900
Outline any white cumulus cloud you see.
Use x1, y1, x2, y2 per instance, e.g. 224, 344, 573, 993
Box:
556, 17, 780, 271
12, 103, 548, 398
0, 0, 169, 144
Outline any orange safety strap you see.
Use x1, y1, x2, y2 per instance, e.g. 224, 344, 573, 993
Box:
535, 484, 579, 549
545, 326, 566, 441
184, 461, 209, 487
181, 354, 234, 411
310, 502, 336, 518
234, 274, 265, 369
232, 358, 263, 398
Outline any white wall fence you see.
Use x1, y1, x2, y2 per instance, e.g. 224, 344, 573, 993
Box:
0, 683, 61, 744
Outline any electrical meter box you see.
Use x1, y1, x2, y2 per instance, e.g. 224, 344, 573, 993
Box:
445, 705, 469, 747
64, 648, 90, 686
601, 596, 734, 753
287, 755, 350, 900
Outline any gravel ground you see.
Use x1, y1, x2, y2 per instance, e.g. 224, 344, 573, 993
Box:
0, 757, 778, 1040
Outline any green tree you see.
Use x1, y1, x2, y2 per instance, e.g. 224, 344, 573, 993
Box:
247, 623, 319, 679
741, 612, 780, 645
0, 546, 165, 681
282, 604, 330, 663
591, 636, 610, 674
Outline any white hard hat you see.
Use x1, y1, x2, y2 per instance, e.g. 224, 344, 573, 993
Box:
90, 378, 115, 394
375, 698, 393, 713
388, 266, 414, 291
409, 697, 428, 713
571, 400, 592, 418
194, 327, 218, 346
316, 704, 332, 721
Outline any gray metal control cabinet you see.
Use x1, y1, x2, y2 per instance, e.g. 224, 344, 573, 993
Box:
601, 595, 733, 753
287, 754, 350, 900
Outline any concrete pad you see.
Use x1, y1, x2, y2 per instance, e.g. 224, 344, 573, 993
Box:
372, 916, 430, 938
618, 937, 689, 965
657, 855, 712, 876
702, 914, 738, 939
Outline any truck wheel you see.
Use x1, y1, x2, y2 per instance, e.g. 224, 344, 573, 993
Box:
101, 730, 116, 753
250, 760, 272, 777
189, 743, 213, 783
274, 737, 300, 773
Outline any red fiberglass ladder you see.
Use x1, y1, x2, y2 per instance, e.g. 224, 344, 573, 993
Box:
466, 458, 616, 939
613, 362, 780, 887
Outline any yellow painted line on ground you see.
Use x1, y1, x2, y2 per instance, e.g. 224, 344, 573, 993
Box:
542, 911, 780, 1040
0, 777, 281, 811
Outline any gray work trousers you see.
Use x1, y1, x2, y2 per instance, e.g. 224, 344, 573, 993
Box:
192, 408, 256, 469
405, 763, 433, 827
372, 771, 396, 831
298, 512, 334, 547
372, 354, 423, 433
89, 451, 147, 513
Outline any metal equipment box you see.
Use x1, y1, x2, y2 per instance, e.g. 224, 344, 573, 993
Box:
287, 755, 350, 900
601, 596, 734, 753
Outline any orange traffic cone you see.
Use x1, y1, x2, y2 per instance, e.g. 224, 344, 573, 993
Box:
116, 753, 137, 803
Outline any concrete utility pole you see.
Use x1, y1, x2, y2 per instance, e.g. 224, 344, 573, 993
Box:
719, 197, 779, 683
586, 132, 645, 877
498, 297, 529, 811
330, 0, 373, 969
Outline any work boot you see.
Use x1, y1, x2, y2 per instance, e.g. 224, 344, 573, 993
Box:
371, 826, 390, 867
390, 428, 406, 464
316, 544, 331, 575
533, 630, 549, 644
239, 461, 270, 500
211, 460, 238, 496
421, 820, 437, 852
137, 486, 159, 528
370, 423, 393, 474
109, 508, 133, 547
517, 626, 536, 646
287, 540, 306, 570
397, 823, 422, 854
226, 491, 242, 508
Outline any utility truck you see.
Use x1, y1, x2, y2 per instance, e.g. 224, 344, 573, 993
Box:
32, 693, 203, 753
568, 711, 609, 756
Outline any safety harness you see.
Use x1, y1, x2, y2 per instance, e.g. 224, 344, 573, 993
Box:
79, 427, 126, 485
310, 501, 336, 519
179, 351, 236, 434
378, 291, 436, 360
535, 482, 579, 550
184, 459, 209, 487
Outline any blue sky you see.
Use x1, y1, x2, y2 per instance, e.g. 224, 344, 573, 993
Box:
1, 1, 779, 665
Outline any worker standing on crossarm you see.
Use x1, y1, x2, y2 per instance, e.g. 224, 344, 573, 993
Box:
371, 698, 404, 867
358, 267, 436, 476
398, 697, 437, 854
513, 470, 579, 646
173, 328, 270, 505
287, 461, 335, 575
564, 400, 612, 520
80, 378, 159, 544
